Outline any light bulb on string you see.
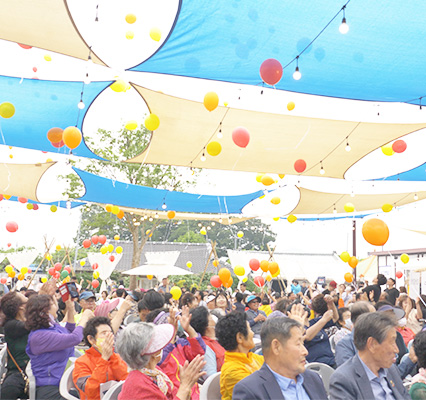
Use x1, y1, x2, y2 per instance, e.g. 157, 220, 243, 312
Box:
293, 57, 302, 80
161, 202, 167, 209
200, 151, 206, 162
155, 213, 159, 219
333, 206, 337, 214
345, 140, 351, 152
339, 7, 349, 34
320, 162, 325, 175
84, 73, 91, 85
149, 217, 153, 222
78, 100, 85, 110
217, 129, 223, 139
414, 193, 418, 200
351, 191, 355, 198
218, 218, 223, 223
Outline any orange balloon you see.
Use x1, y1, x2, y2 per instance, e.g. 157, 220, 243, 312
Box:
167, 210, 176, 219
47, 127, 63, 143
117, 210, 124, 219
63, 126, 82, 150
223, 277, 233, 288
348, 256, 358, 269
218, 268, 231, 283
260, 260, 269, 272
344, 272, 353, 283
269, 261, 279, 275
362, 218, 389, 246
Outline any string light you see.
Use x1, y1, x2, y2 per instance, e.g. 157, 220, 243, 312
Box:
414, 193, 418, 200
84, 73, 91, 85
200, 151, 206, 162
339, 6, 349, 34
293, 57, 302, 81
217, 129, 223, 139
320, 162, 325, 175
345, 138, 351, 152
155, 213, 159, 219
78, 100, 85, 110
161, 202, 167, 209
333, 205, 337, 214
149, 217, 153, 222
218, 218, 223, 223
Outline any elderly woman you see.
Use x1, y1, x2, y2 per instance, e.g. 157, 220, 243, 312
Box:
410, 331, 426, 399
190, 306, 225, 377
216, 312, 263, 400
397, 294, 422, 334
116, 322, 205, 400
0, 291, 29, 400
25, 294, 94, 400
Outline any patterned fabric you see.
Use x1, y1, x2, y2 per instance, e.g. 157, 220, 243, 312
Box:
140, 367, 174, 396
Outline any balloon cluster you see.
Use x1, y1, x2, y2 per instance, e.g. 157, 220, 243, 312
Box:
48, 262, 71, 282
105, 204, 124, 219
381, 140, 407, 156
210, 268, 233, 289
46, 126, 82, 150
3, 264, 32, 281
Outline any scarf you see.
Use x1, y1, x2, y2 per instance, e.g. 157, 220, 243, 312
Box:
141, 367, 174, 396
202, 336, 225, 371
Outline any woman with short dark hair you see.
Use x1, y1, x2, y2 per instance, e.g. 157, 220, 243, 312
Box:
410, 331, 426, 399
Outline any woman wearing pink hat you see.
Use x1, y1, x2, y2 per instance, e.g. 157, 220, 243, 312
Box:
116, 322, 205, 400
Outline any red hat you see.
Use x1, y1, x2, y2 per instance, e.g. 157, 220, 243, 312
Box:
329, 280, 337, 288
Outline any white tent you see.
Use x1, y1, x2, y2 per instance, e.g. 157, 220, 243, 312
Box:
122, 264, 193, 279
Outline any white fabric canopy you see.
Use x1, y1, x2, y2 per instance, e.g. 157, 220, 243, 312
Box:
87, 252, 122, 280
122, 264, 193, 280
6, 250, 39, 271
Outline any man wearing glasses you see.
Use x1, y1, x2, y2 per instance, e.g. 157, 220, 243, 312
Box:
245, 295, 267, 336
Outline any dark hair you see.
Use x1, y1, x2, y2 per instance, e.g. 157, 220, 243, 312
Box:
0, 291, 24, 321
83, 316, 112, 346
101, 291, 108, 297
275, 299, 290, 314
215, 291, 230, 309
145, 308, 168, 323
262, 297, 270, 305
350, 301, 373, 324
195, 291, 204, 301
25, 289, 37, 298
216, 312, 248, 351
260, 317, 302, 353
19, 287, 27, 292
311, 294, 328, 315
164, 293, 173, 305
353, 312, 396, 351
180, 293, 196, 308
144, 290, 165, 311
377, 274, 387, 286
116, 288, 126, 298
413, 331, 426, 369
399, 286, 407, 294
235, 293, 244, 303
189, 306, 209, 336
138, 299, 148, 312
337, 307, 350, 327
292, 280, 299, 285
25, 294, 52, 331
388, 278, 396, 285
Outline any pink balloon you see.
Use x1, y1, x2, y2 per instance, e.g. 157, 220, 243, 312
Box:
210, 275, 222, 288
51, 140, 64, 148
294, 159, 307, 173
254, 276, 265, 287
249, 259, 260, 271
392, 140, 407, 153
92, 279, 100, 289
6, 221, 18, 233
91, 235, 99, 244
0, 278, 6, 284
396, 271, 403, 279
32, 67, 37, 73
232, 127, 250, 148
260, 58, 283, 86
33, 204, 39, 210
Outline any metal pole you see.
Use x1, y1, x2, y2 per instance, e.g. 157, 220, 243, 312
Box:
352, 219, 357, 281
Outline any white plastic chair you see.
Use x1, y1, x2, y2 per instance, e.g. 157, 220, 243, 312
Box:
199, 371, 221, 400
305, 362, 334, 394
0, 345, 7, 397
59, 363, 79, 400
102, 381, 124, 400
123, 314, 139, 326
26, 361, 36, 400
329, 334, 336, 353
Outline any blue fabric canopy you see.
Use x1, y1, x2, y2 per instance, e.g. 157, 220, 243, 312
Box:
130, 0, 426, 103
74, 167, 263, 214
0, 76, 111, 158
379, 163, 426, 182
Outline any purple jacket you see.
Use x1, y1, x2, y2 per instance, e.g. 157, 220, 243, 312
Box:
26, 322, 83, 387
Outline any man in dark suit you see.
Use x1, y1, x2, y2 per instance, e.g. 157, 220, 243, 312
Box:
330, 312, 410, 400
233, 317, 328, 400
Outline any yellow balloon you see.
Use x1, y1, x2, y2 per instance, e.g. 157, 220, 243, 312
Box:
266, 273, 272, 282
261, 175, 274, 186
212, 260, 219, 267
125, 14, 136, 24
46, 158, 52, 162
272, 268, 280, 278
80, 260, 86, 266
242, 277, 248, 283
259, 195, 265, 199
237, 231, 244, 238
234, 265, 245, 276
382, 203, 393, 213
111, 205, 120, 215
200, 228, 207, 235
5, 265, 12, 273
0, 102, 15, 119
278, 174, 285, 179
271, 197, 281, 205
50, 205, 57, 212
3, 195, 11, 200
116, 246, 123, 254
273, 217, 280, 221
100, 246, 108, 255
56, 245, 62, 251
93, 271, 99, 279
107, 244, 114, 253
344, 202, 355, 212
41, 277, 48, 283
256, 174, 264, 182
287, 215, 297, 223
125, 31, 134, 40
186, 261, 193, 268
206, 141, 222, 156
44, 54, 52, 61
147, 274, 153, 280
114, 235, 120, 241
26, 203, 33, 210
340, 251, 351, 263
203, 92, 219, 112
145, 113, 160, 131
287, 102, 295, 111
149, 28, 162, 41
110, 79, 126, 93
21, 267, 28, 274
170, 286, 182, 300
46, 254, 52, 261
381, 145, 394, 156
125, 121, 138, 130
401, 253, 410, 264
146, 230, 153, 237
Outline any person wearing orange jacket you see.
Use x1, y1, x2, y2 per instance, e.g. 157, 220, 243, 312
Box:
73, 317, 128, 400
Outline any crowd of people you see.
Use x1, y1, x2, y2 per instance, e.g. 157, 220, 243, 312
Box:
0, 273, 426, 399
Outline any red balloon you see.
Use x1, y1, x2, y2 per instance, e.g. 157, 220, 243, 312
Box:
254, 276, 265, 287
28, 268, 32, 274
210, 275, 222, 288
32, 67, 37, 73
54, 262, 62, 271
92, 279, 100, 289
7, 243, 11, 247
396, 271, 403, 279
48, 267, 55, 276
249, 259, 260, 271
294, 159, 307, 173
54, 272, 60, 279
33, 204, 39, 210
260, 58, 283, 86
18, 197, 28, 203
18, 43, 32, 49
6, 221, 18, 233
0, 278, 6, 284
92, 263, 99, 270
64, 266, 71, 273
109, 255, 115, 262
91, 235, 99, 244
0, 194, 3, 201
82, 239, 91, 248
232, 127, 250, 148
51, 140, 65, 148
392, 140, 407, 154
99, 235, 107, 245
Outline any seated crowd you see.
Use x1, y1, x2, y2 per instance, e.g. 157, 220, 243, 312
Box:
0, 273, 425, 399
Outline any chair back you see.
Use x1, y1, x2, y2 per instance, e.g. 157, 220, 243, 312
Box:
305, 362, 334, 394
59, 363, 79, 400
123, 314, 139, 326
0, 345, 7, 397
102, 381, 124, 400
26, 361, 36, 400
199, 371, 221, 400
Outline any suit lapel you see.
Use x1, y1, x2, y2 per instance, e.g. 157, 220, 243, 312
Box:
353, 356, 375, 400
386, 367, 405, 400
258, 364, 286, 400
302, 375, 318, 400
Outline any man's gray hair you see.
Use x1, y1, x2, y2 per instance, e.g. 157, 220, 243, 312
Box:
350, 301, 373, 324
260, 317, 302, 352
116, 322, 154, 370
353, 312, 397, 351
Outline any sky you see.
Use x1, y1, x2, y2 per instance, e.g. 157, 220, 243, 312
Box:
2, 0, 426, 272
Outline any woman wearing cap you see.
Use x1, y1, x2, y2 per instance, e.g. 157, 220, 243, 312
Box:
245, 295, 267, 336
116, 322, 205, 400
